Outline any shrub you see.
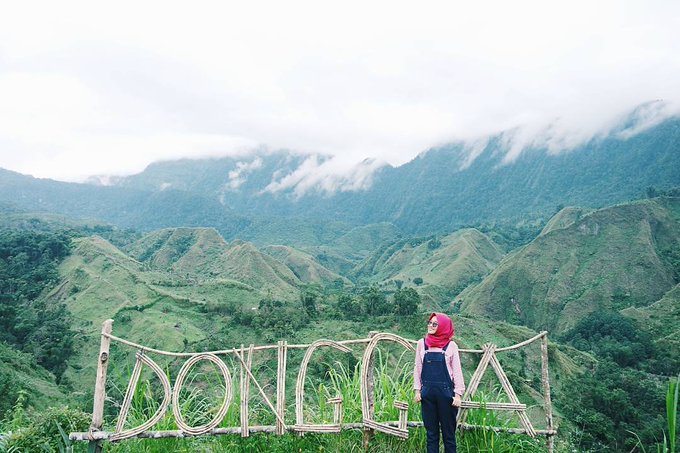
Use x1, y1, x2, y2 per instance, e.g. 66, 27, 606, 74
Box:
2, 406, 90, 453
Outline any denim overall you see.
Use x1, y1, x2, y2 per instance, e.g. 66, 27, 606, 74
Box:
421, 341, 458, 453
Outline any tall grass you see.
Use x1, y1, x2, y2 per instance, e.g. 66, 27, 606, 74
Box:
667, 374, 679, 453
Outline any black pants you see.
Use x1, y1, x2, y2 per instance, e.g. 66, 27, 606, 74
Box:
421, 384, 458, 453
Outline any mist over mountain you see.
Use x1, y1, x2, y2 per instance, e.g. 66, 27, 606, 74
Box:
1, 109, 679, 241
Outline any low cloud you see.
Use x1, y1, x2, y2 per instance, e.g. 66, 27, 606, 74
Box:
226, 157, 264, 190
263, 154, 386, 196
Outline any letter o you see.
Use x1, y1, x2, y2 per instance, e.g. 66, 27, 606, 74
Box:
172, 353, 233, 435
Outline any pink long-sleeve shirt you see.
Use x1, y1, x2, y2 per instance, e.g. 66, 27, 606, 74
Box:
413, 338, 466, 397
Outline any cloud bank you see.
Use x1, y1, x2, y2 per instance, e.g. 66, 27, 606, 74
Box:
0, 0, 679, 188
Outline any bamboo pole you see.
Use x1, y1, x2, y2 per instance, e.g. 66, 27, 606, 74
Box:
89, 319, 113, 453
359, 332, 415, 448
276, 341, 288, 435
110, 352, 172, 442
100, 330, 546, 358
362, 331, 378, 450
71, 422, 558, 441
114, 353, 144, 433
231, 348, 287, 428
459, 401, 526, 410
458, 343, 496, 426
331, 397, 343, 425
72, 330, 556, 447
295, 340, 351, 434
541, 333, 555, 452
394, 401, 409, 431
172, 353, 233, 436
240, 344, 254, 437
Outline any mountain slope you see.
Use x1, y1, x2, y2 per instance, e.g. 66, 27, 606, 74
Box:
456, 198, 680, 334
354, 229, 504, 305
539, 207, 595, 236
107, 113, 680, 234
0, 342, 66, 416
0, 168, 250, 238
128, 228, 301, 301
621, 283, 680, 349
45, 234, 277, 385
261, 245, 350, 286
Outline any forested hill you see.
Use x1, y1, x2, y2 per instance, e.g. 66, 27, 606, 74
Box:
1, 113, 679, 240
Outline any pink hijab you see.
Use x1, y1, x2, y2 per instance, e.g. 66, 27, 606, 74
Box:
425, 312, 455, 349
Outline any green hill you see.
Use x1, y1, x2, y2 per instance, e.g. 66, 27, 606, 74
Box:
326, 222, 402, 260
538, 206, 595, 236
128, 228, 301, 301
126, 227, 228, 269
45, 235, 264, 387
353, 229, 504, 306
301, 222, 403, 276
622, 282, 680, 350
261, 245, 350, 286
1, 209, 655, 451
456, 198, 680, 334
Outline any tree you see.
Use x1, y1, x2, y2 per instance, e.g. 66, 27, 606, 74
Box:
336, 293, 361, 320
394, 287, 420, 316
0, 229, 73, 379
360, 286, 389, 316
300, 289, 318, 318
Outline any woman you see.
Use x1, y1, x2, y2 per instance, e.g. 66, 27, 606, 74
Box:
414, 313, 465, 453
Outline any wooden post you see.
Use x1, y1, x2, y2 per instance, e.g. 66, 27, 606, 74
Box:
240, 344, 253, 437
276, 340, 288, 435
362, 331, 378, 451
329, 397, 343, 425
89, 319, 113, 453
394, 401, 409, 431
541, 333, 555, 453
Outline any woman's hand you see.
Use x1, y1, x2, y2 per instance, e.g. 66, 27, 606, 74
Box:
415, 390, 422, 403
452, 394, 462, 407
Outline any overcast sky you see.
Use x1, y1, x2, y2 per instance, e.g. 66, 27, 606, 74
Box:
1, 0, 679, 183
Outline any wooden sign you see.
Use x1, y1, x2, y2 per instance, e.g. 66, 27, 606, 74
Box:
70, 320, 556, 452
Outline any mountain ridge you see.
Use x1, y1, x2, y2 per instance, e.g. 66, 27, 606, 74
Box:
456, 197, 680, 334
1, 110, 679, 239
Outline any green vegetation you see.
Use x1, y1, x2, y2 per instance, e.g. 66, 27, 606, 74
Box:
458, 198, 680, 335
559, 312, 676, 451
352, 228, 504, 308
0, 229, 74, 379
0, 189, 679, 451
0, 403, 90, 453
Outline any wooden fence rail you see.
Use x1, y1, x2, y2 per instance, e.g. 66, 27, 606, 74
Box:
71, 320, 556, 452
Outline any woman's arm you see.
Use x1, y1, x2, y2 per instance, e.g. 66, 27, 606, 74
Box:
448, 342, 466, 397
414, 339, 423, 403
413, 339, 423, 390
